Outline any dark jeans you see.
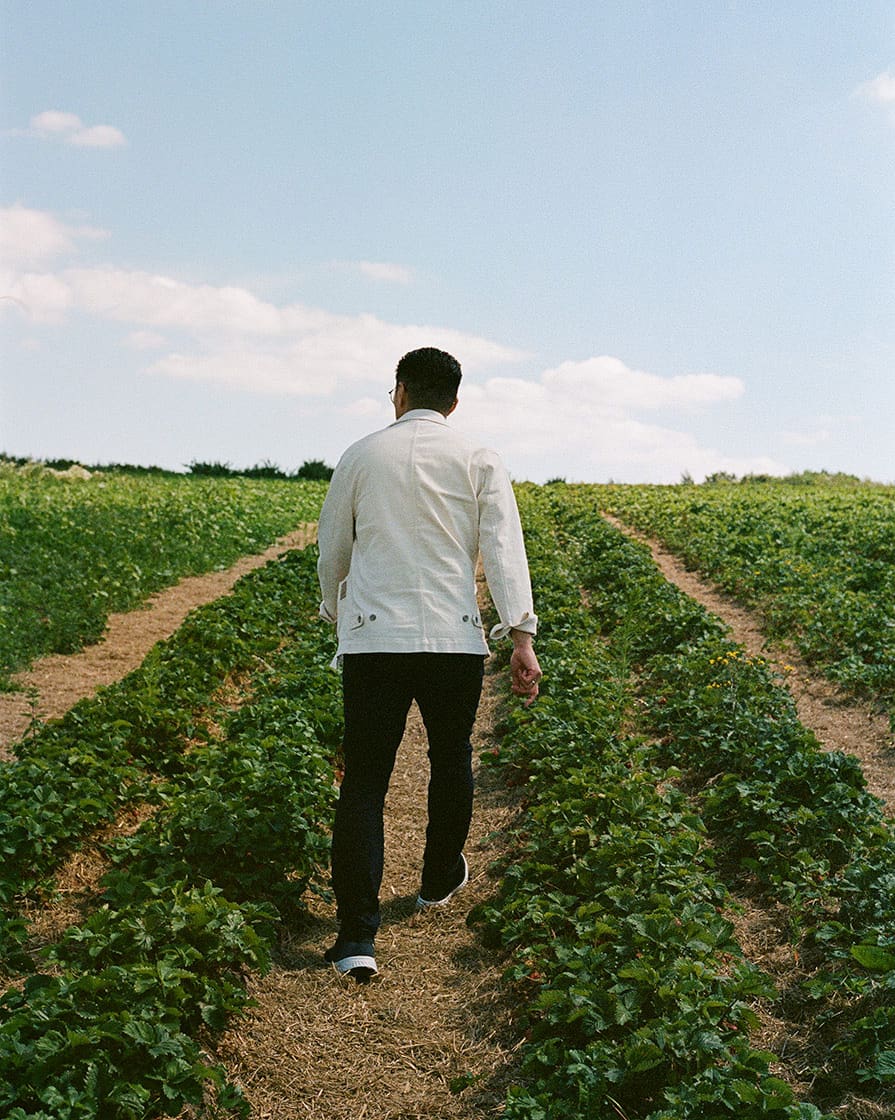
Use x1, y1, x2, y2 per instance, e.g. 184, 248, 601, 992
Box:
331, 652, 485, 941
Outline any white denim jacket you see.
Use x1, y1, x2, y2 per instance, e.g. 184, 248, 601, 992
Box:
317, 409, 537, 656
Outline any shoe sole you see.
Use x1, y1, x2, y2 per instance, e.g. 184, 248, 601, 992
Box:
416, 855, 469, 909
330, 953, 377, 979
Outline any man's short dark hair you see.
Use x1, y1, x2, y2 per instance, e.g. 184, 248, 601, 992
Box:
395, 348, 462, 413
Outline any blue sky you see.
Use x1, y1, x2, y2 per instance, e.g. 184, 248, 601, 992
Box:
2, 1, 893, 482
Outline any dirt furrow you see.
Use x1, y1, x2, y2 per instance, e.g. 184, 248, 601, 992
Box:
192, 668, 525, 1120
602, 517, 895, 1117
0, 524, 317, 757
0, 525, 527, 1115
604, 514, 895, 816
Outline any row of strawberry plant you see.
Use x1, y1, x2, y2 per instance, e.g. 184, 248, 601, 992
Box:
561, 493, 895, 1114
1, 545, 340, 1118
476, 485, 824, 1119
0, 546, 333, 957
596, 479, 895, 721
0, 470, 326, 684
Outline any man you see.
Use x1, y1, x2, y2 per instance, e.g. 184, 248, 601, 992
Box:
317, 346, 541, 980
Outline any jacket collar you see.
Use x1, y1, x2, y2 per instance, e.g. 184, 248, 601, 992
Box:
392, 408, 449, 426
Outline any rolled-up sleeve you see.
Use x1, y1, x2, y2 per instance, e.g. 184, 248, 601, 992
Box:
317, 457, 356, 624
476, 452, 538, 641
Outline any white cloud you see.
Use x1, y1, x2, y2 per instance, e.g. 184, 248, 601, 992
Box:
0, 271, 73, 323
0, 204, 108, 270
854, 70, 895, 127
145, 314, 526, 397
855, 70, 895, 106
150, 349, 335, 396
354, 261, 415, 284
27, 109, 127, 148
3, 258, 527, 391
69, 124, 128, 148
0, 206, 109, 322
125, 330, 168, 350
2, 210, 523, 386
65, 269, 287, 334
541, 355, 744, 413
2, 206, 771, 483
779, 416, 834, 447
453, 366, 779, 483
328, 259, 417, 284
30, 110, 84, 135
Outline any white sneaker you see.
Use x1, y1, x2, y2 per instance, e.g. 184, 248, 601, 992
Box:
417, 854, 469, 908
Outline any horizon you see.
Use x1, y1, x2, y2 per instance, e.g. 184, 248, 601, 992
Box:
3, 449, 890, 490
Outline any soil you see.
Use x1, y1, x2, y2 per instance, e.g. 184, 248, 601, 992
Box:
2, 529, 530, 1115
604, 514, 895, 1119
603, 514, 895, 816
6, 513, 895, 1117
0, 525, 316, 759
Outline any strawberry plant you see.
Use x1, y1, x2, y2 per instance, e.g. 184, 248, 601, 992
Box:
0, 470, 326, 685
1, 544, 340, 1117
476, 486, 824, 1119
0, 882, 267, 1118
0, 547, 332, 913
597, 478, 895, 722
550, 488, 895, 1112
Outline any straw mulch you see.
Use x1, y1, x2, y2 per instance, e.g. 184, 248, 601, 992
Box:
199, 670, 527, 1119
0, 523, 531, 1116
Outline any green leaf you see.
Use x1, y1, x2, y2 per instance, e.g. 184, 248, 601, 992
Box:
873, 1051, 895, 1080
850, 944, 895, 972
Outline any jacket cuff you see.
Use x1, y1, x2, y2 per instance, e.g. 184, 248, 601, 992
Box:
319, 600, 337, 624
489, 611, 538, 642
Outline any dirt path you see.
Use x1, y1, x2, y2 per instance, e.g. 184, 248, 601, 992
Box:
2, 526, 527, 1115
19, 503, 890, 1118
0, 524, 317, 758
205, 672, 524, 1119
8, 508, 892, 1115
604, 514, 895, 816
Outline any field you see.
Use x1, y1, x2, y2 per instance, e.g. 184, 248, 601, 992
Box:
0, 464, 327, 687
596, 477, 895, 724
1, 470, 894, 1119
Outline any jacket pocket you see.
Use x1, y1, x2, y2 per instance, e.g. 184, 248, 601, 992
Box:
338, 580, 366, 631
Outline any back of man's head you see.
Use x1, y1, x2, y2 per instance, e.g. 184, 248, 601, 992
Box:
395, 348, 462, 413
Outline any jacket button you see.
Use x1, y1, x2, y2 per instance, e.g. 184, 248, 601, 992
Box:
369, 614, 377, 621
462, 614, 469, 622
356, 615, 362, 623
